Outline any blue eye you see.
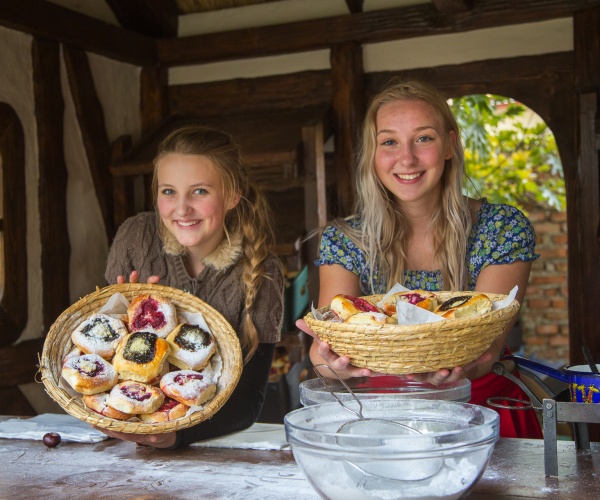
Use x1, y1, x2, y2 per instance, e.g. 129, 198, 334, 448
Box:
381, 139, 396, 146
417, 136, 433, 143
161, 188, 174, 196
194, 187, 208, 195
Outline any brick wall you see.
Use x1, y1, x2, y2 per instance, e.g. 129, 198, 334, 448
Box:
520, 209, 569, 365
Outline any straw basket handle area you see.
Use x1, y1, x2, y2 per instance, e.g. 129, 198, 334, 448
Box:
40, 283, 243, 434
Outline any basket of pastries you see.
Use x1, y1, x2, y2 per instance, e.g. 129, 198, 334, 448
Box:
40, 283, 243, 434
304, 289, 520, 375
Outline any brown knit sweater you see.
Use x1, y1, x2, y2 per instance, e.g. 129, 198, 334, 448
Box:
105, 212, 284, 344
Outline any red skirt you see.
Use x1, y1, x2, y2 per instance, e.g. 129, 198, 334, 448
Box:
470, 370, 543, 439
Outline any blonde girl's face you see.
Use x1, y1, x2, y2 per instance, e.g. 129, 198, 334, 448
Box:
374, 99, 455, 208
156, 153, 239, 258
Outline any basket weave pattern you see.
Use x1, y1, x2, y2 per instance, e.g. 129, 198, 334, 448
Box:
41, 283, 243, 434
304, 292, 520, 375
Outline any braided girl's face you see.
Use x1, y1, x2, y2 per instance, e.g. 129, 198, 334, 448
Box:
156, 153, 239, 259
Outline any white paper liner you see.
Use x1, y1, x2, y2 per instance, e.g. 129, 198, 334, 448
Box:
58, 292, 223, 421
311, 285, 519, 327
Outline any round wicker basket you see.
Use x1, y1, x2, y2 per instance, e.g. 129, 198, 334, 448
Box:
40, 283, 243, 434
304, 291, 520, 375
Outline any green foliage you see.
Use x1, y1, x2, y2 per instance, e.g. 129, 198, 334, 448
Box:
451, 95, 566, 213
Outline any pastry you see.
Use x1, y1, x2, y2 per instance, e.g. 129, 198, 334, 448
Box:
330, 294, 381, 321
380, 290, 438, 315
139, 397, 189, 423
83, 392, 131, 420
112, 331, 171, 383
434, 293, 493, 319
61, 353, 118, 395
71, 313, 128, 359
106, 380, 165, 414
127, 294, 178, 338
344, 311, 394, 325
166, 323, 217, 371
160, 369, 217, 407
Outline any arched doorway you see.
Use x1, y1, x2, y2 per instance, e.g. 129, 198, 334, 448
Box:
452, 94, 568, 368
0, 103, 27, 344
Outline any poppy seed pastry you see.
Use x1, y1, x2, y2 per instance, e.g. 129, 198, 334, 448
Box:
166, 323, 217, 371
83, 392, 131, 420
112, 331, 171, 383
71, 313, 128, 360
380, 290, 439, 315
160, 369, 217, 407
434, 293, 493, 319
106, 380, 165, 415
127, 294, 178, 338
61, 353, 118, 395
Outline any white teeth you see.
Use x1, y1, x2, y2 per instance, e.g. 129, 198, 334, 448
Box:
178, 220, 198, 227
395, 172, 421, 180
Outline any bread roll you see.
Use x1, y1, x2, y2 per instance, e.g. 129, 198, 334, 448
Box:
83, 392, 131, 420
139, 397, 189, 423
112, 331, 171, 383
106, 381, 165, 415
166, 323, 217, 371
160, 369, 217, 407
127, 294, 178, 338
344, 311, 394, 325
434, 293, 492, 319
381, 290, 438, 315
71, 313, 128, 360
330, 294, 381, 321
61, 353, 118, 395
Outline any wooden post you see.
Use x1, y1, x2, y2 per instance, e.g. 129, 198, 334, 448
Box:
330, 42, 365, 217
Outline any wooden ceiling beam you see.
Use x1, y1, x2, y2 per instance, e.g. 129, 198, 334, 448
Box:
105, 0, 179, 38
0, 0, 157, 65
431, 0, 473, 15
157, 0, 600, 66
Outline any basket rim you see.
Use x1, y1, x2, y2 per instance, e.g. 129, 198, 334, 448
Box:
40, 283, 243, 434
304, 291, 520, 334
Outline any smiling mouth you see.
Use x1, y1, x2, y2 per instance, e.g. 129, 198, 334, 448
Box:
176, 220, 200, 227
395, 172, 422, 180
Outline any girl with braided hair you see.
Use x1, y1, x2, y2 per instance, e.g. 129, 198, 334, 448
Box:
103, 124, 285, 448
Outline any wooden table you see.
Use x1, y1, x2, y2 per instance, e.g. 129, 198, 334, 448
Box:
0, 432, 598, 499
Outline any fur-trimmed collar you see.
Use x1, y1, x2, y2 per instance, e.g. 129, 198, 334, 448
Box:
203, 233, 243, 271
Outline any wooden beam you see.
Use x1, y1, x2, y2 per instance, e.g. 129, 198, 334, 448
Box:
330, 42, 364, 216
169, 70, 332, 117
345, 0, 364, 14
141, 65, 169, 136
32, 37, 71, 331
431, 0, 473, 15
157, 0, 600, 66
63, 46, 115, 239
105, 0, 179, 38
0, 0, 156, 65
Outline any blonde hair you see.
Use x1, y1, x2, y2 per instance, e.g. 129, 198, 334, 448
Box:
335, 78, 472, 292
152, 124, 276, 361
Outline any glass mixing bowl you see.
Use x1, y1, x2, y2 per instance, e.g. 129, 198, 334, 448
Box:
300, 376, 471, 406
284, 399, 499, 499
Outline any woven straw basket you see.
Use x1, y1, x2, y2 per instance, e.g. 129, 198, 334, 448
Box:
40, 283, 243, 434
304, 291, 520, 375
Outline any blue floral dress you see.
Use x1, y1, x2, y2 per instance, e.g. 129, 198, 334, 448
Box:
316, 199, 539, 293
